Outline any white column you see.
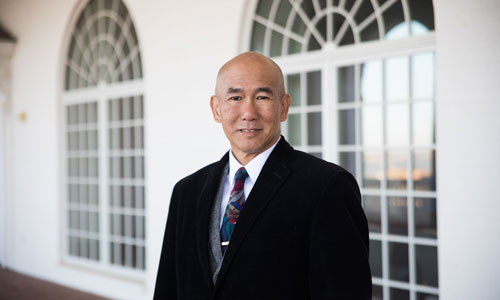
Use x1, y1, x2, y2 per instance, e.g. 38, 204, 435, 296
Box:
435, 0, 500, 299
0, 40, 16, 267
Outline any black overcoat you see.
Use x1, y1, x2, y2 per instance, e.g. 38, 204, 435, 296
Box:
154, 138, 371, 299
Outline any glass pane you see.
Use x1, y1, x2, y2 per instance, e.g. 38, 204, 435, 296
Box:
287, 74, 301, 107
256, 0, 273, 18
386, 56, 409, 101
372, 285, 383, 300
388, 197, 408, 235
361, 105, 382, 146
288, 39, 302, 54
364, 195, 381, 232
307, 112, 322, 145
78, 103, 87, 124
275, 0, 292, 27
384, 0, 407, 40
415, 197, 437, 238
270, 31, 284, 57
417, 292, 439, 300
339, 152, 356, 177
133, 96, 143, 119
136, 186, 145, 209
416, 245, 439, 287
307, 71, 321, 105
387, 151, 408, 190
301, 0, 315, 19
408, 0, 435, 35
339, 26, 354, 46
70, 210, 79, 229
310, 152, 322, 159
361, 60, 382, 102
338, 109, 355, 145
362, 152, 382, 189
338, 65, 355, 103
308, 35, 321, 51
413, 150, 436, 191
291, 14, 307, 35
69, 132, 78, 151
287, 114, 301, 146
134, 126, 144, 149
88, 130, 98, 150
89, 184, 98, 205
251, 21, 266, 53
412, 53, 434, 99
80, 184, 89, 205
317, 16, 327, 41
354, 0, 374, 24
413, 101, 435, 145
389, 242, 409, 282
360, 20, 379, 42
390, 288, 410, 300
87, 102, 97, 123
369, 240, 382, 277
89, 212, 99, 232
333, 12, 346, 41
386, 104, 409, 146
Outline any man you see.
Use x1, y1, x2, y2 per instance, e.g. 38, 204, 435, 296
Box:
154, 52, 371, 299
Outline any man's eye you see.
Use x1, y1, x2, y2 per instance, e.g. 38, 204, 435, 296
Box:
229, 96, 242, 100
256, 95, 270, 100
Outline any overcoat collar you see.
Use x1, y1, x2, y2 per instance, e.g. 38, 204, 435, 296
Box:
209, 137, 295, 297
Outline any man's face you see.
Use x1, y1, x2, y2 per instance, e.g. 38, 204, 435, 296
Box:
210, 55, 290, 165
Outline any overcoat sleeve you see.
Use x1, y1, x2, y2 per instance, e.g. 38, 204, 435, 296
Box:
153, 182, 181, 299
308, 171, 372, 299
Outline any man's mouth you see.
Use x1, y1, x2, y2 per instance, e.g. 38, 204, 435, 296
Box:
239, 129, 261, 132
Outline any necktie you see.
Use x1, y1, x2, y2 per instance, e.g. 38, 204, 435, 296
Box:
221, 167, 249, 254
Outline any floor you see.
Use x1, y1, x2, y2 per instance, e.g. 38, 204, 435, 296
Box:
0, 268, 110, 300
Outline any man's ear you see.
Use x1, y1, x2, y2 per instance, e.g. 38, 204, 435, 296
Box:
210, 95, 222, 123
280, 93, 291, 122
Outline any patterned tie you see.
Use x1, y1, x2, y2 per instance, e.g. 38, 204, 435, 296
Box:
221, 167, 249, 254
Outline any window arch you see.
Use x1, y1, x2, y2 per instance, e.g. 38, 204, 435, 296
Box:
248, 1, 437, 299
250, 0, 434, 56
63, 0, 146, 274
65, 0, 142, 89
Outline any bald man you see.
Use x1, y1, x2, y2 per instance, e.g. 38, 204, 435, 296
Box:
154, 52, 371, 300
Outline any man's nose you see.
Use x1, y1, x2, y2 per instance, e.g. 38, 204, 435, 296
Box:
241, 98, 258, 121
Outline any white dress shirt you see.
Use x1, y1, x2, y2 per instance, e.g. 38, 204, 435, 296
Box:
219, 137, 281, 227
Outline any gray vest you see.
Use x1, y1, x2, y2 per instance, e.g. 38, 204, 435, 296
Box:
208, 163, 228, 284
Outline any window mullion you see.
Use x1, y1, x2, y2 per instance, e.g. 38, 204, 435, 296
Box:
99, 92, 110, 266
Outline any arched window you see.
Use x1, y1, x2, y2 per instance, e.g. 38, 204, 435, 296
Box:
248, 0, 437, 299
62, 0, 145, 273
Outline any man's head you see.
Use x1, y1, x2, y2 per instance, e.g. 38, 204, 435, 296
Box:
210, 52, 291, 165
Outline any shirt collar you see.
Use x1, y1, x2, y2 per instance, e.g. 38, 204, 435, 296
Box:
228, 137, 281, 185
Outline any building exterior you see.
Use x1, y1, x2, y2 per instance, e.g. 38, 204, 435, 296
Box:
0, 0, 499, 299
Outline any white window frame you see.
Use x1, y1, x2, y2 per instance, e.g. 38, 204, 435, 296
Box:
59, 0, 146, 280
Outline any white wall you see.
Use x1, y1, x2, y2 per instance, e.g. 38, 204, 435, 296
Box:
435, 0, 500, 299
0, 0, 246, 299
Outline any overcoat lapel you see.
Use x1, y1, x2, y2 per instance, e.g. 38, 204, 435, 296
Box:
212, 138, 294, 295
195, 153, 229, 292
